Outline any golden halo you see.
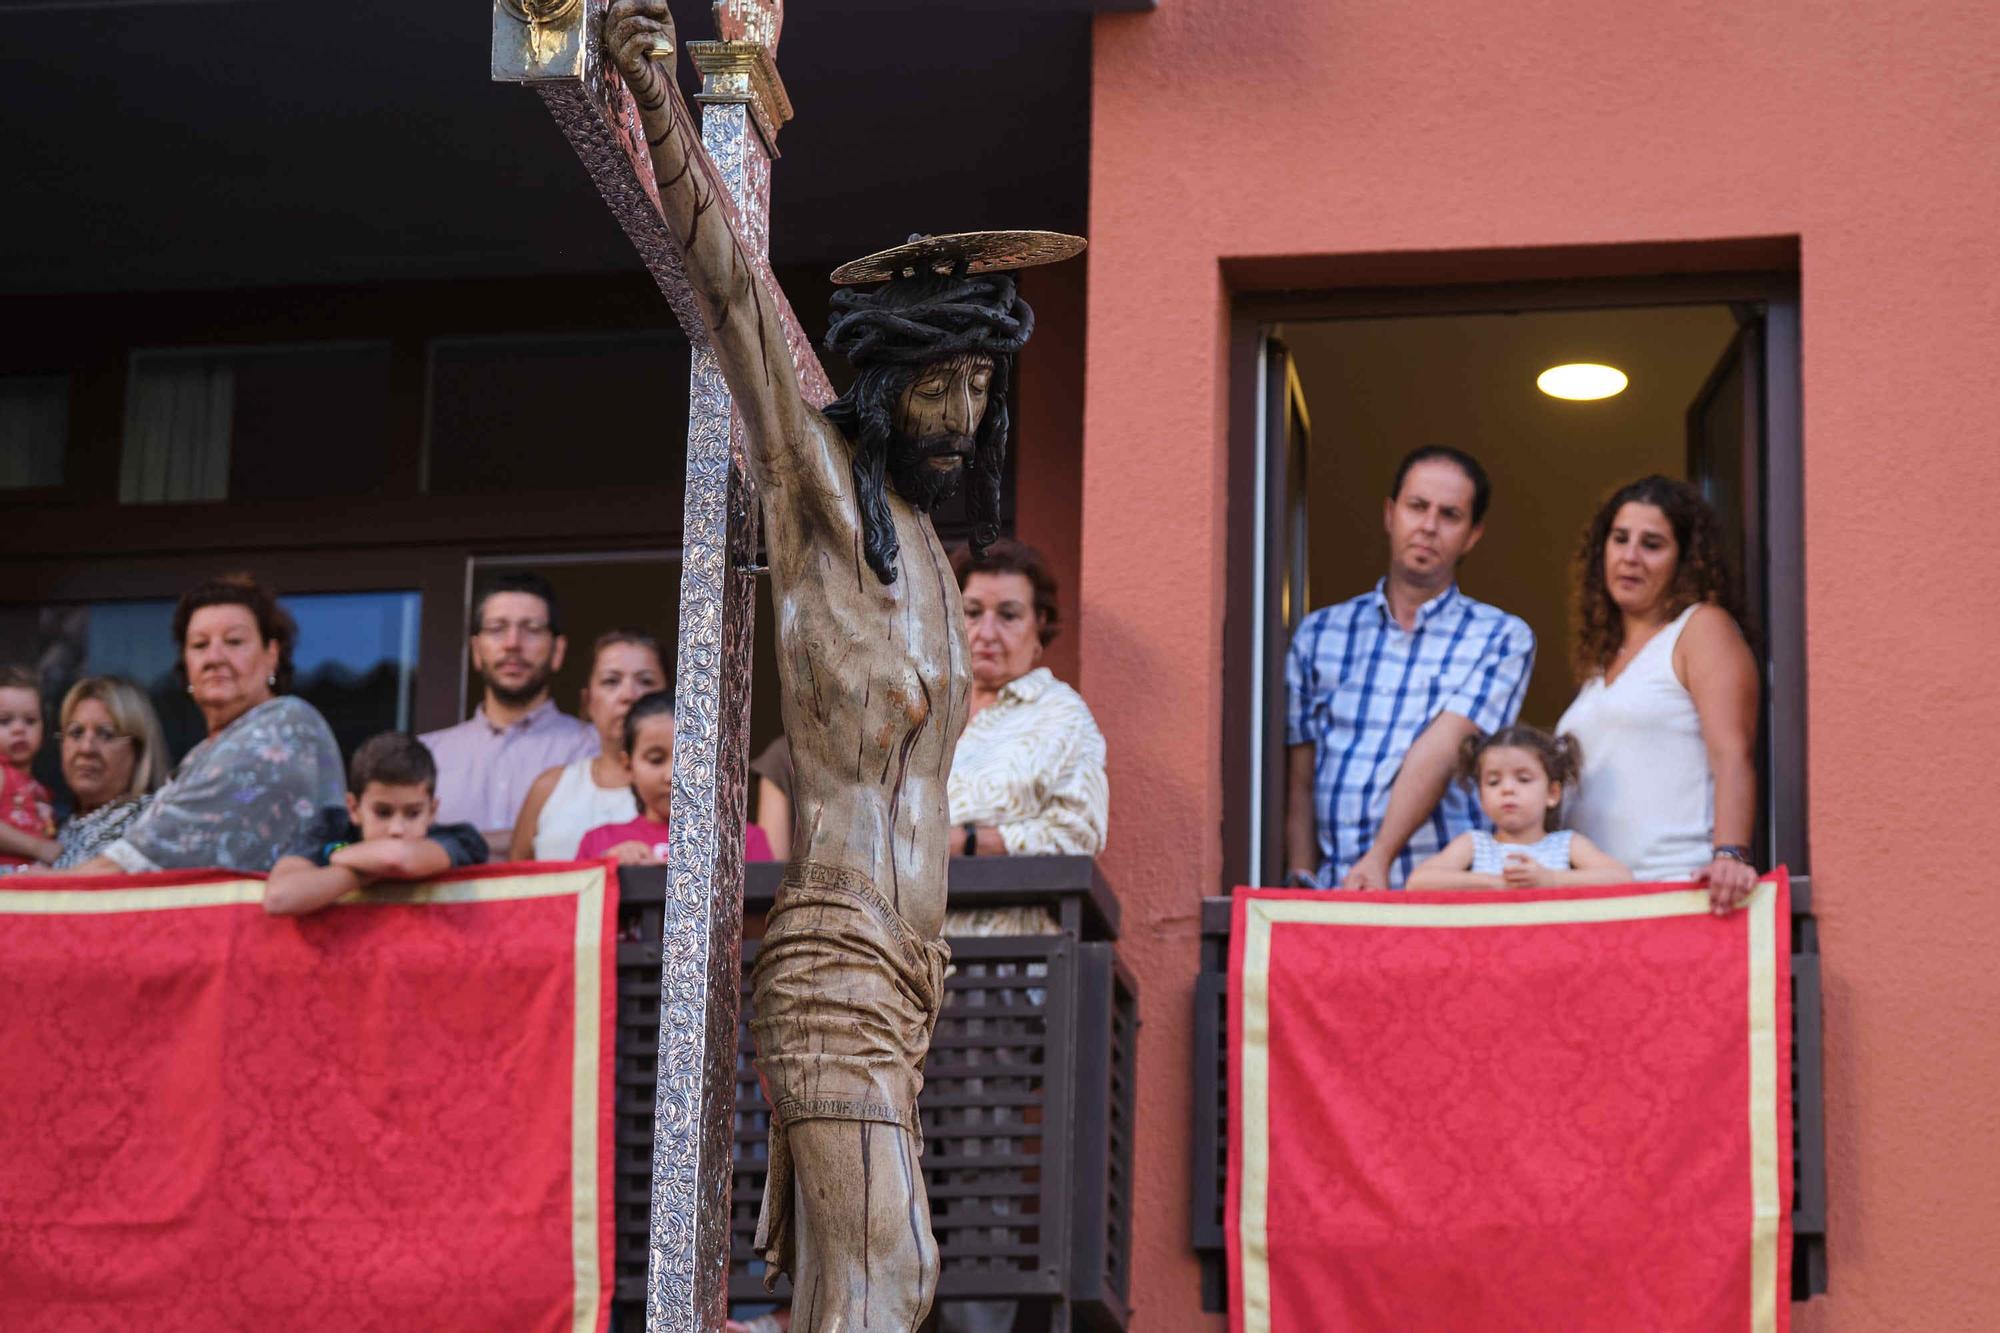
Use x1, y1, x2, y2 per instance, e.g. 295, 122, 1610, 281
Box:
830, 231, 1087, 286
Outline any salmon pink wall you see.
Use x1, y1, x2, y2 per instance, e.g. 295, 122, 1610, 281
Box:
1079, 2, 2000, 1328
1012, 261, 1088, 687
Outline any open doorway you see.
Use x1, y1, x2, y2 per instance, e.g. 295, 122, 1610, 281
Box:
1227, 280, 1804, 890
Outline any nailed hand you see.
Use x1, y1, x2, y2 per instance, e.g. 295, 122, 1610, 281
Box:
606, 0, 676, 89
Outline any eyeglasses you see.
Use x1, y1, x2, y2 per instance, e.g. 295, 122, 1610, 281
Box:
476, 619, 553, 640
61, 725, 133, 747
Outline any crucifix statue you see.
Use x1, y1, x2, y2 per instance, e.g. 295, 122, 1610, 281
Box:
493, 1, 1081, 1328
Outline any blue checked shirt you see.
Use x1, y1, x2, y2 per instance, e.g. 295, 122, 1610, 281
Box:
1286, 581, 1535, 888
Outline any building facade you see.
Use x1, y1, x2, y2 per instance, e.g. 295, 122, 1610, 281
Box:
5, 1, 1997, 1328
1080, 2, 1999, 1329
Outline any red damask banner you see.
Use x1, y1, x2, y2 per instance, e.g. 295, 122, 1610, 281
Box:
0, 862, 616, 1333
1229, 875, 1792, 1333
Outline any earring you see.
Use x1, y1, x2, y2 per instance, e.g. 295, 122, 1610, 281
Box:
266, 674, 277, 688
186, 685, 195, 696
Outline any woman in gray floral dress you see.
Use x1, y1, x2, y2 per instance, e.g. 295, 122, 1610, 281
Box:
67, 575, 343, 876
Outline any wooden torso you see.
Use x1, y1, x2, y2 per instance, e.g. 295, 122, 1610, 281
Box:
760, 416, 971, 938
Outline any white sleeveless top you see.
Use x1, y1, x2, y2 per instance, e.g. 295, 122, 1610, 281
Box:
532, 757, 637, 861
1470, 829, 1574, 874
1555, 603, 1712, 881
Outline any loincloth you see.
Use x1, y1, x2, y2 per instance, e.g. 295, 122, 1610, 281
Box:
748, 859, 950, 1287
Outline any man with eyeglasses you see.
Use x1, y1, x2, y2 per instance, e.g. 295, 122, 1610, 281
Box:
420, 571, 597, 854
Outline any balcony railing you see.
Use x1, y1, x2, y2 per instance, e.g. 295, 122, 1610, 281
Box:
613, 856, 1136, 1331
1189, 879, 1829, 1307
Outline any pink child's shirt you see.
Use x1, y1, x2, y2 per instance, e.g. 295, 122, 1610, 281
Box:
1, 762, 55, 867
576, 814, 774, 864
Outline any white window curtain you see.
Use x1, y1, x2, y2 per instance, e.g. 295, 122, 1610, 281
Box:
0, 375, 69, 489
120, 355, 233, 503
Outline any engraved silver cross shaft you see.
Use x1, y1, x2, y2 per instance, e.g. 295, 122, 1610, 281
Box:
492, 2, 831, 1328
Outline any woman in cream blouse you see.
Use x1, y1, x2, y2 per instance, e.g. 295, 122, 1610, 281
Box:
950, 540, 1108, 856
945, 540, 1108, 936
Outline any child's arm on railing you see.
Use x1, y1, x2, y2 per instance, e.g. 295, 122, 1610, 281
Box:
264, 838, 456, 915
264, 854, 364, 916
333, 838, 454, 883
1405, 833, 1506, 891
1498, 834, 1632, 888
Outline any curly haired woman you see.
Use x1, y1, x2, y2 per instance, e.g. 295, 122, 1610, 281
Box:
1555, 476, 1761, 913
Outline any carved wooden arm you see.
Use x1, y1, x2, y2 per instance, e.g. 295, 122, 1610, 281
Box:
606, 0, 811, 477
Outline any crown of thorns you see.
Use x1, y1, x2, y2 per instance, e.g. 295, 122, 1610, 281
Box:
824, 272, 1035, 367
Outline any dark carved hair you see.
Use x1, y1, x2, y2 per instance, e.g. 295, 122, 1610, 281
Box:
1390, 445, 1492, 525
621, 687, 677, 757
172, 572, 297, 694
470, 570, 564, 637
1571, 474, 1745, 681
1455, 724, 1584, 832
823, 270, 1033, 585
951, 538, 1061, 647
348, 731, 438, 796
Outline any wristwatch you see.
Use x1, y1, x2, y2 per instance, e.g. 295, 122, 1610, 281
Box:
962, 822, 978, 857
1712, 844, 1753, 865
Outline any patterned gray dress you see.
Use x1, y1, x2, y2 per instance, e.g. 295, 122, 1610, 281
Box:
100, 696, 344, 874
0, 796, 155, 875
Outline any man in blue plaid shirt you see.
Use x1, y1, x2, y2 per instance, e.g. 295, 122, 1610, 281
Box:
1284, 446, 1535, 889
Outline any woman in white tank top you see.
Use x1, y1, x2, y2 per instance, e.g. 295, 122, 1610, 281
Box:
1554, 477, 1761, 910
508, 631, 667, 861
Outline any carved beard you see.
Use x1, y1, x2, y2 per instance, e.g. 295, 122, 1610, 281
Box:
886, 429, 975, 514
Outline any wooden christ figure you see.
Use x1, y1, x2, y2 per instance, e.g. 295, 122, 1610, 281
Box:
604, 3, 1082, 1327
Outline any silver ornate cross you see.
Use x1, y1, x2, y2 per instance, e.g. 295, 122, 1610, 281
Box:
492, 3, 828, 1328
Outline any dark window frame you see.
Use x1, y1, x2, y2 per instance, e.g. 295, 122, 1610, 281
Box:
1211, 254, 1822, 1300
117, 338, 398, 505
0, 370, 76, 498
1222, 267, 1809, 890
5, 548, 462, 735
0, 274, 705, 546
418, 327, 693, 498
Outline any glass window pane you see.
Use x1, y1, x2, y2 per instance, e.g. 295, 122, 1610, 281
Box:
426, 333, 689, 495
228, 345, 394, 501
121, 355, 232, 503
288, 592, 423, 754
0, 590, 420, 801
0, 374, 69, 489
121, 344, 393, 504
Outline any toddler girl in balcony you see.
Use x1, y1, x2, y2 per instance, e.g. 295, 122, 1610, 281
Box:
576, 690, 772, 866
1407, 724, 1631, 889
0, 666, 57, 867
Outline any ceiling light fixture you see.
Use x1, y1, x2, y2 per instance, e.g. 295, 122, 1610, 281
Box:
1537, 363, 1628, 401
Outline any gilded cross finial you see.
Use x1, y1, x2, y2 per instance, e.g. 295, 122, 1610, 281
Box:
688, 0, 792, 155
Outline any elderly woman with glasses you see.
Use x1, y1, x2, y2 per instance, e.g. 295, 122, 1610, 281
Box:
0, 677, 172, 873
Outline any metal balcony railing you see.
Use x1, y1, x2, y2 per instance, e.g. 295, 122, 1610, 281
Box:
613, 857, 1136, 1331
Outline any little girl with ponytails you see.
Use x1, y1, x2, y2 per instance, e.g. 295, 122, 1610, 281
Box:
1407, 724, 1631, 890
